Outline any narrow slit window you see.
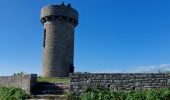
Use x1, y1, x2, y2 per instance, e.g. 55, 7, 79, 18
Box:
43, 29, 46, 48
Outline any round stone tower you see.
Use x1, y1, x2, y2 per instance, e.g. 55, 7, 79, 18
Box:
41, 3, 78, 77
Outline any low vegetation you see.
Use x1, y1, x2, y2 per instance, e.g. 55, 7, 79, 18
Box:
37, 77, 69, 83
13, 71, 26, 76
0, 86, 29, 100
69, 86, 170, 100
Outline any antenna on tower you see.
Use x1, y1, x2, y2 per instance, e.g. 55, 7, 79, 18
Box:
61, 2, 65, 6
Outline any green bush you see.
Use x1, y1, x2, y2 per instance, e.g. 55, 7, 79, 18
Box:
0, 86, 29, 100
13, 71, 26, 76
67, 92, 80, 100
79, 86, 170, 100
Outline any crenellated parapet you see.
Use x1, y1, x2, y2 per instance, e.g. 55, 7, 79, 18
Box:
41, 15, 78, 26
41, 5, 78, 26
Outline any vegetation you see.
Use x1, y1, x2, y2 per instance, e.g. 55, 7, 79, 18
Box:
67, 92, 80, 100
13, 71, 26, 76
69, 86, 170, 100
0, 86, 29, 100
37, 77, 69, 83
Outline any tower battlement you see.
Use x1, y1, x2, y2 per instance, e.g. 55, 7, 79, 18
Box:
41, 5, 78, 26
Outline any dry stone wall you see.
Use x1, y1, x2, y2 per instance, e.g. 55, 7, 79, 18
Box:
0, 74, 37, 94
70, 73, 170, 96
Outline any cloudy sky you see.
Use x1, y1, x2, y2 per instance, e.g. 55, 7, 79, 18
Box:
0, 0, 170, 75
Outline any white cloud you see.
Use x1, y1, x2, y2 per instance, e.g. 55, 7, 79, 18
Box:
94, 64, 170, 73
127, 64, 170, 73
94, 69, 123, 73
92, 64, 170, 73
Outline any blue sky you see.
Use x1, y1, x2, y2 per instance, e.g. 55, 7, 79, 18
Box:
0, 0, 170, 76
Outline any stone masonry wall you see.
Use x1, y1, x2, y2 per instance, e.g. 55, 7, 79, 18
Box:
0, 74, 37, 94
41, 4, 78, 77
70, 73, 170, 96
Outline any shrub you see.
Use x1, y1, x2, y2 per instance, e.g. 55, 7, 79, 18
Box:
13, 71, 26, 76
67, 92, 80, 100
145, 89, 160, 100
0, 86, 29, 100
81, 86, 119, 100
160, 88, 170, 100
79, 86, 170, 100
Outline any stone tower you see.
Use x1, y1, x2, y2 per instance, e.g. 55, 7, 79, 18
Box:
41, 3, 78, 77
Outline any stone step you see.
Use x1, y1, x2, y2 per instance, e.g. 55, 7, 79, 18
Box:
28, 94, 67, 100
39, 84, 69, 87
36, 82, 69, 85
32, 90, 69, 95
36, 84, 69, 90
31, 82, 70, 96
53, 82, 69, 85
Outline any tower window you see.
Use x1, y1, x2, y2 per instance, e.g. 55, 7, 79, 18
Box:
43, 29, 46, 48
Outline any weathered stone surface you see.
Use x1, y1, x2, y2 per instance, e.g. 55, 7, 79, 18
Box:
70, 73, 170, 96
41, 4, 79, 77
0, 74, 37, 94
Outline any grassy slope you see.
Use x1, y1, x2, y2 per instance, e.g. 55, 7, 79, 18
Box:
37, 77, 69, 84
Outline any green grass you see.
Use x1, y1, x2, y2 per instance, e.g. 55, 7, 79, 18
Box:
0, 86, 29, 100
37, 77, 69, 83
